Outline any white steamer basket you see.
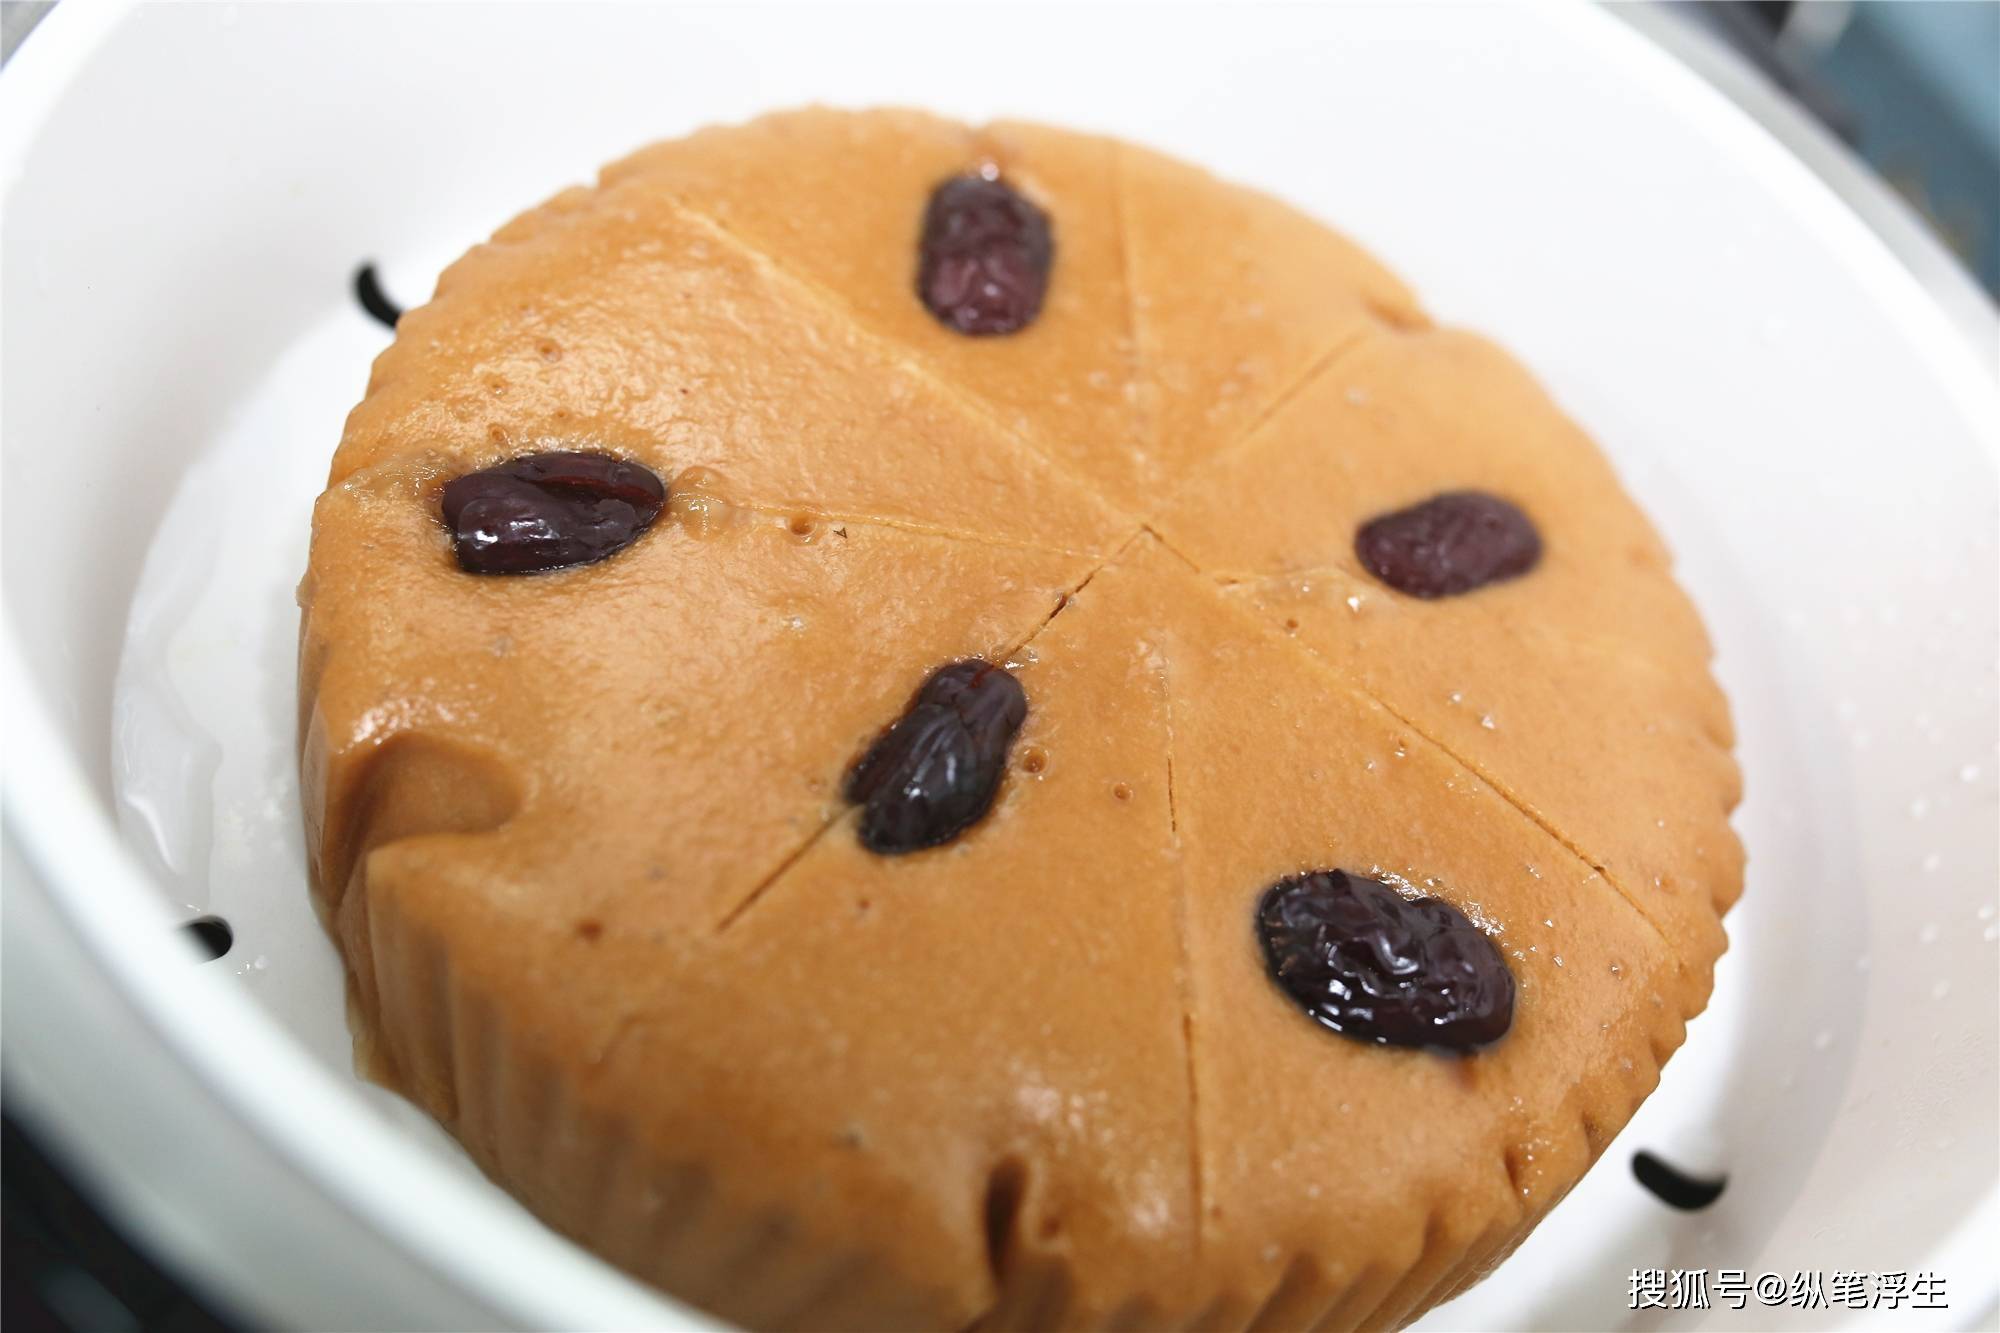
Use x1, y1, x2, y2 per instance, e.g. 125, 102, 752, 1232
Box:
3, 4, 1995, 1330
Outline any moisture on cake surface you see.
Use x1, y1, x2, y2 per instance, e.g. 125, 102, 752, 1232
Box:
299, 107, 1742, 1332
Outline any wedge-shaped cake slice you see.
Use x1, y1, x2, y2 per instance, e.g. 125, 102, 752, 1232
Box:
1221, 568, 1742, 961
329, 546, 1200, 1330
1150, 325, 1716, 659
335, 165, 1123, 555
1155, 573, 1700, 1328
604, 109, 1151, 512
1151, 326, 1739, 956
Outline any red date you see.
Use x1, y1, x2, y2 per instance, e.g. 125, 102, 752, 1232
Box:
1355, 491, 1541, 599
440, 452, 665, 575
1257, 870, 1514, 1051
845, 660, 1028, 854
916, 176, 1053, 336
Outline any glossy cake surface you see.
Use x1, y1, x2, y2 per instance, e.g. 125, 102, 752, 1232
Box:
299, 108, 1742, 1331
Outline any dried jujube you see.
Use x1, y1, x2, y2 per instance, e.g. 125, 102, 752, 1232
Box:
916, 175, 1053, 336
1256, 869, 1514, 1051
441, 451, 665, 575
845, 660, 1027, 854
1355, 490, 1542, 599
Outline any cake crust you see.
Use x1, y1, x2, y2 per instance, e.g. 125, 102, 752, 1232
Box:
300, 108, 1740, 1330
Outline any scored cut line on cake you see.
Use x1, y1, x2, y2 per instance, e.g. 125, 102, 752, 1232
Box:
708, 527, 1150, 936
711, 809, 855, 936
1206, 564, 1737, 753
690, 499, 1105, 562
1238, 607, 1689, 960
1157, 645, 1209, 1265
652, 196, 1142, 540
1140, 323, 1378, 529
1108, 142, 1158, 484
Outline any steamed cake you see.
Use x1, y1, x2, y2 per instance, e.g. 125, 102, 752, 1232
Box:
299, 108, 1741, 1331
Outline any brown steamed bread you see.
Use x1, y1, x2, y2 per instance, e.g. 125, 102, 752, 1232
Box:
298, 108, 1743, 1331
